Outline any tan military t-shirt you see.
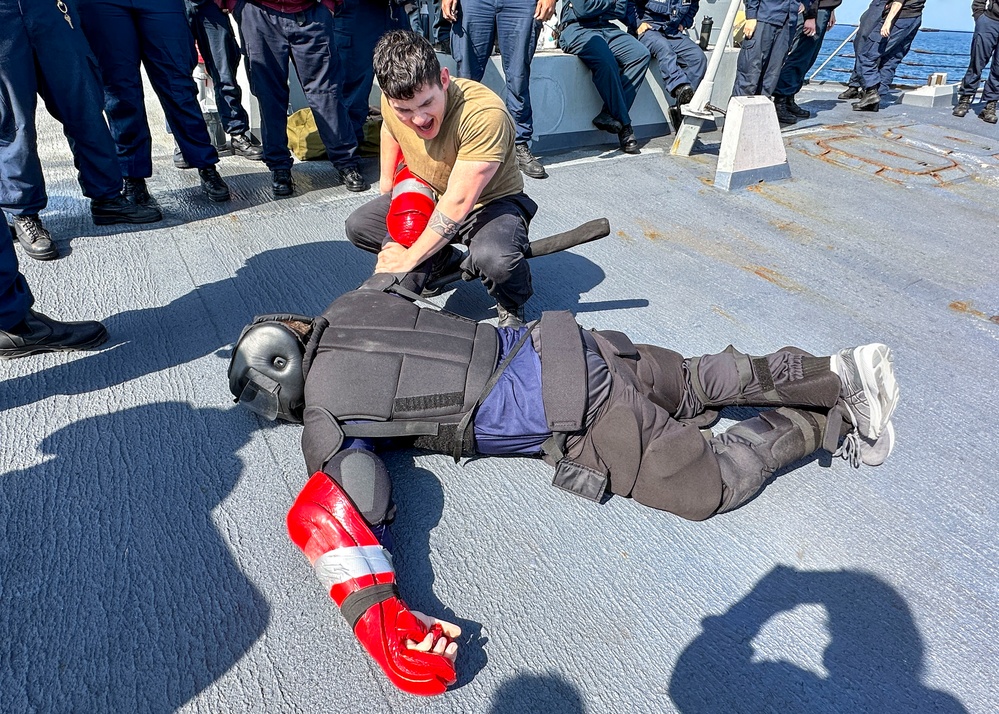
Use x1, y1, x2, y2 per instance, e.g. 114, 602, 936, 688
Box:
381, 78, 524, 208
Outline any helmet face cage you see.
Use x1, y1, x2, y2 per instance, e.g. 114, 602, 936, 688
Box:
228, 315, 312, 423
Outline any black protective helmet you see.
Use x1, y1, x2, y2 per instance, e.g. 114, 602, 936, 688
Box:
227, 314, 312, 423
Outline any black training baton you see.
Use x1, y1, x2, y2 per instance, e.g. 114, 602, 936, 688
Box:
423, 217, 611, 293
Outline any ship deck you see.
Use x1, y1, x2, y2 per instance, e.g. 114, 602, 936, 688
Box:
2, 84, 997, 713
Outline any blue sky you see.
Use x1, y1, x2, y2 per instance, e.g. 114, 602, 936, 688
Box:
835, 0, 974, 33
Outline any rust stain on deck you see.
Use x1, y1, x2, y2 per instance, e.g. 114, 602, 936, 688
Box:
743, 265, 804, 292
949, 300, 999, 324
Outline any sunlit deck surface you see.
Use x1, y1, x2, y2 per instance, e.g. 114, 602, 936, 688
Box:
2, 84, 996, 713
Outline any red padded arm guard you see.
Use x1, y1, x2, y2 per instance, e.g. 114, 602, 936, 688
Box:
287, 472, 456, 696
386, 163, 437, 248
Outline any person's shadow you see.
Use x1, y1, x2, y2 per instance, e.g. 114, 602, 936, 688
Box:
437, 246, 649, 322
0, 402, 269, 713
668, 565, 968, 713
1, 241, 631, 412
488, 672, 586, 714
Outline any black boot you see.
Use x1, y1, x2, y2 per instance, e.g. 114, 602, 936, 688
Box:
786, 95, 810, 118
0, 309, 108, 359
230, 133, 263, 160
91, 194, 163, 225
711, 407, 826, 513
272, 169, 294, 197
979, 100, 997, 124
618, 125, 640, 154
336, 164, 368, 192
199, 166, 231, 202
953, 95, 973, 117
672, 83, 694, 106
774, 96, 798, 125
838, 85, 862, 100
123, 177, 152, 205
852, 86, 881, 112
11, 214, 59, 261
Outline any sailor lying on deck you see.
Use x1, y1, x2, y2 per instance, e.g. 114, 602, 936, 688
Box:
227, 280, 900, 696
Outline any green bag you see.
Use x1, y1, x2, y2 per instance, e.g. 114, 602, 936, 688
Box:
286, 108, 326, 161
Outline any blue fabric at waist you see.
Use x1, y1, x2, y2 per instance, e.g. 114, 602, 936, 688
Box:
473, 325, 551, 456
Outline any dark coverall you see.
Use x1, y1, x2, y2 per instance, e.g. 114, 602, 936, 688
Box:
958, 0, 999, 102
450, 0, 542, 145
76, 0, 221, 177
332, 0, 399, 147
636, 0, 708, 95
185, 0, 252, 138
846, 0, 887, 90
0, 0, 124, 217
557, 0, 651, 129
299, 290, 846, 523
733, 0, 797, 98
774, 0, 842, 100
227, 0, 359, 171
0, 239, 33, 331
857, 0, 923, 95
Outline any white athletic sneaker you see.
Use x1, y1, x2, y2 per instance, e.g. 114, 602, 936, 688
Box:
830, 343, 900, 441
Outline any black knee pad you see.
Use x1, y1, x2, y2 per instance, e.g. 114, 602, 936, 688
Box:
322, 448, 394, 526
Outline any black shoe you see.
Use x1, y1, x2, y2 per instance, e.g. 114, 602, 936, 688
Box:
11, 214, 59, 261
953, 95, 972, 117
123, 177, 152, 205
786, 95, 810, 118
199, 166, 231, 202
618, 125, 640, 154
515, 142, 547, 179
592, 111, 624, 134
173, 144, 192, 169
852, 86, 881, 112
774, 97, 799, 126
0, 309, 108, 359
421, 245, 466, 297
272, 168, 294, 197
838, 86, 862, 100
980, 100, 997, 124
496, 302, 526, 329
672, 83, 694, 106
91, 194, 163, 225
230, 133, 263, 161
337, 165, 368, 192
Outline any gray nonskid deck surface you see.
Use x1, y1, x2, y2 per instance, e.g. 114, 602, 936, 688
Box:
2, 86, 997, 713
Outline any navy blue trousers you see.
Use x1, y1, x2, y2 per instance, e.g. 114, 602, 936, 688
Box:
734, 17, 795, 98
848, 0, 887, 88
234, 2, 357, 170
0, 0, 122, 215
959, 14, 999, 102
332, 0, 396, 146
774, 8, 834, 98
640, 30, 707, 94
189, 0, 250, 136
858, 15, 921, 92
0, 234, 32, 330
78, 0, 219, 177
558, 24, 651, 127
451, 0, 541, 144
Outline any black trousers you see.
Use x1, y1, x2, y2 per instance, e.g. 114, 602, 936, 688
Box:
567, 332, 841, 520
345, 192, 537, 309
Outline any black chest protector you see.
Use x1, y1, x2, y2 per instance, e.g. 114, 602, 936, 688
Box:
300, 289, 499, 473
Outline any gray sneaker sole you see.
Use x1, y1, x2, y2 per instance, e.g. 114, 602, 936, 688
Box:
852, 343, 899, 440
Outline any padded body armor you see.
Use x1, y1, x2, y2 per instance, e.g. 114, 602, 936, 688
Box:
300, 289, 500, 472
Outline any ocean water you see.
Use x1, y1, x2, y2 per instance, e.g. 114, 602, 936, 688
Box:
809, 25, 976, 86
